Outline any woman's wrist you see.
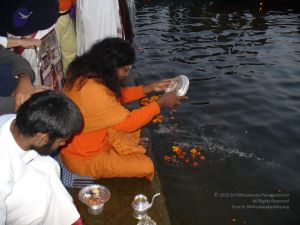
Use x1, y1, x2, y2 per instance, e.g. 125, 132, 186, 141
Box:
143, 83, 154, 94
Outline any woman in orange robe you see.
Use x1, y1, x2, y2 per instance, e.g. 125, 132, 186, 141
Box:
61, 38, 186, 180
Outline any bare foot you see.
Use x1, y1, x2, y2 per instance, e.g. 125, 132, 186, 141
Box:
139, 137, 149, 149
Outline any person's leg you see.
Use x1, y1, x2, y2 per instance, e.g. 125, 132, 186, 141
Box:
55, 14, 77, 74
76, 0, 120, 55
76, 0, 86, 56
0, 64, 17, 96
62, 147, 155, 180
90, 148, 155, 180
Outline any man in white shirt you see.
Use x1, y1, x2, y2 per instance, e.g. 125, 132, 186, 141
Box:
0, 91, 84, 225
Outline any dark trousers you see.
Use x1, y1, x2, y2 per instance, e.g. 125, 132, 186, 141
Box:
0, 64, 17, 96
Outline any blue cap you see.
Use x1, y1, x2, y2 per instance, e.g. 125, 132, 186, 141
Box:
0, 0, 59, 36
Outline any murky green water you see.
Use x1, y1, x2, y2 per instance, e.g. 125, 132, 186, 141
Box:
132, 1, 300, 224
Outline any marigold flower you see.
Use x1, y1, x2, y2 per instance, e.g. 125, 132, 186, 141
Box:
192, 162, 199, 167
172, 145, 180, 151
163, 155, 171, 161
178, 154, 185, 160
184, 159, 190, 164
190, 148, 197, 154
181, 151, 187, 156
151, 115, 164, 123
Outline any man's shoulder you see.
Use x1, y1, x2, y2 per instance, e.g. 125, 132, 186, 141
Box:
0, 114, 16, 130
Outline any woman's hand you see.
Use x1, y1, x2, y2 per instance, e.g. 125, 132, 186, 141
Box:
143, 79, 172, 94
156, 92, 187, 109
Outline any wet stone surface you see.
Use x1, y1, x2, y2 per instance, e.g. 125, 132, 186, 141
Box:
68, 177, 171, 225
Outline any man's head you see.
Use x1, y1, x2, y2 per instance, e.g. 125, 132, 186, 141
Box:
15, 91, 83, 155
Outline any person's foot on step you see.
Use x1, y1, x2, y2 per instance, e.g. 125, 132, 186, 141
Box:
139, 137, 149, 149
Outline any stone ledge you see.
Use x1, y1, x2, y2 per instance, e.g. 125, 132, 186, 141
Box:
69, 176, 171, 225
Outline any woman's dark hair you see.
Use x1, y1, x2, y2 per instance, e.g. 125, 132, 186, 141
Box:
16, 91, 83, 142
65, 37, 135, 97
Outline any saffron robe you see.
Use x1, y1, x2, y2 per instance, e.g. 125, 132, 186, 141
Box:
61, 79, 160, 180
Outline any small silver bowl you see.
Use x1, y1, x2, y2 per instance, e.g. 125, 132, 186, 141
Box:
88, 203, 104, 215
78, 184, 111, 215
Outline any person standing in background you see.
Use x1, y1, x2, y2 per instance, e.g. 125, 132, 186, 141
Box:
56, 0, 77, 75
76, 0, 134, 56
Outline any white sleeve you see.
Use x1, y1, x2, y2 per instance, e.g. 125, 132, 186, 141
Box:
0, 115, 15, 224
0, 36, 8, 48
0, 158, 13, 225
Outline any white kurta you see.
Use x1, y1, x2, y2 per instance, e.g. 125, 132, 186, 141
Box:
76, 0, 123, 56
0, 37, 8, 47
0, 114, 80, 225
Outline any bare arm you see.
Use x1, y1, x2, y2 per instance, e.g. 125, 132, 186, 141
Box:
6, 38, 41, 49
143, 79, 172, 94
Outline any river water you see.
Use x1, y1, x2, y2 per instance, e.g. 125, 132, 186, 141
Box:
131, 1, 300, 225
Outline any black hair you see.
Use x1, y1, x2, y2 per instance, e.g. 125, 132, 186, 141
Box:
15, 91, 83, 142
64, 37, 135, 97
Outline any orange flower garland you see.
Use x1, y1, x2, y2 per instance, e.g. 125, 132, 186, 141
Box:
140, 95, 165, 123
139, 95, 161, 106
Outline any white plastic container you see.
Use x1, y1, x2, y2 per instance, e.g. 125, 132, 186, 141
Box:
165, 75, 189, 96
